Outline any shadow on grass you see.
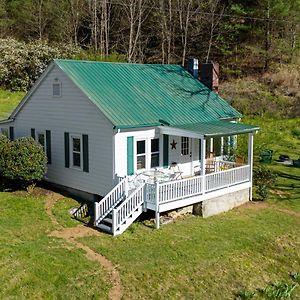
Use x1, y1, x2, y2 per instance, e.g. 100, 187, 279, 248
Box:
276, 169, 300, 181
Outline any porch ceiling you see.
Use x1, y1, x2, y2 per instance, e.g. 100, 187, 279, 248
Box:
160, 120, 259, 138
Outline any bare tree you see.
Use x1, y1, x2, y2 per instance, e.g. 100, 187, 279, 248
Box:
205, 0, 224, 63
120, 0, 149, 63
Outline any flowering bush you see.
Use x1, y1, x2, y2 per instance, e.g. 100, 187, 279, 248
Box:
0, 38, 79, 91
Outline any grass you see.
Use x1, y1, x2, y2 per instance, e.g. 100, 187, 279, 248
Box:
0, 89, 24, 119
0, 89, 299, 298
0, 193, 111, 299
79, 206, 300, 299
52, 197, 83, 228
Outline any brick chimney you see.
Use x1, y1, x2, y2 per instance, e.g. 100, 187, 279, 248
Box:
200, 62, 219, 93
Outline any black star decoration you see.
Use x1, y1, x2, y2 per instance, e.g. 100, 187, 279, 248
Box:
170, 139, 177, 150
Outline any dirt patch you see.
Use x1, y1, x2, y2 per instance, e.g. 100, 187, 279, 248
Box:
276, 208, 300, 218
45, 191, 122, 300
45, 191, 65, 226
51, 228, 121, 300
238, 201, 271, 211
239, 201, 300, 218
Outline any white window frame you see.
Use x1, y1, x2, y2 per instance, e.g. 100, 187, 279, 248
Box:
36, 131, 47, 153
150, 138, 160, 169
52, 81, 62, 97
1, 128, 9, 138
181, 136, 189, 156
135, 139, 147, 171
134, 136, 160, 173
70, 134, 83, 171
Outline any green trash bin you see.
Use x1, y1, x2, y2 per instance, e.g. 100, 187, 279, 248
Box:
260, 149, 273, 163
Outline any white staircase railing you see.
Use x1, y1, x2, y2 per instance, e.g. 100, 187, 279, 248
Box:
94, 176, 127, 226
112, 183, 145, 235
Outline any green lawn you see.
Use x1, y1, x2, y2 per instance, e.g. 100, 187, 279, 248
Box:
0, 193, 111, 299
0, 89, 24, 119
0, 91, 299, 299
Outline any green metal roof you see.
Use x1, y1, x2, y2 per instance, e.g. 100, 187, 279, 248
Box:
54, 59, 242, 128
173, 121, 260, 137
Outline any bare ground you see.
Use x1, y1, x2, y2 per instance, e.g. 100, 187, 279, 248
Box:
44, 191, 122, 300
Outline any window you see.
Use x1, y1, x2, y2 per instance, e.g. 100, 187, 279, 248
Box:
151, 138, 159, 168
71, 135, 82, 169
53, 82, 61, 97
1, 128, 9, 138
37, 132, 46, 152
136, 140, 146, 170
181, 137, 189, 155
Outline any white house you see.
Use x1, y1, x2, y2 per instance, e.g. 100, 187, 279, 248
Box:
0, 59, 259, 235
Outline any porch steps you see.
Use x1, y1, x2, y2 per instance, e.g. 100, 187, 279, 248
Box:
96, 204, 143, 236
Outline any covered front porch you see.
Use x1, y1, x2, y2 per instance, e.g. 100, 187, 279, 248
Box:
131, 120, 259, 227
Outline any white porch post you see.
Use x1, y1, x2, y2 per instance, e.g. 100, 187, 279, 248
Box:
155, 181, 160, 229
248, 132, 254, 200
201, 138, 206, 194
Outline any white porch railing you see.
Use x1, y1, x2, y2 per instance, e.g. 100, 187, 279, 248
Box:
94, 176, 127, 225
205, 165, 250, 192
112, 183, 145, 234
158, 175, 203, 203
144, 165, 251, 206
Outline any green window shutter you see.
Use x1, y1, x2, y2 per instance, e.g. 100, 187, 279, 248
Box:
199, 139, 202, 162
163, 134, 169, 167
127, 136, 134, 175
9, 126, 14, 141
46, 130, 52, 164
64, 132, 69, 168
82, 134, 89, 173
31, 128, 35, 139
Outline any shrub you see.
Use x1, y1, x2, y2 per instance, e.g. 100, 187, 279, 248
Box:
0, 137, 47, 188
0, 38, 79, 91
260, 282, 298, 299
236, 289, 255, 300
253, 165, 277, 200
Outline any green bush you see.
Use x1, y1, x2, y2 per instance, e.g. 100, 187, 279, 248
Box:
260, 282, 298, 299
253, 165, 277, 200
0, 137, 47, 187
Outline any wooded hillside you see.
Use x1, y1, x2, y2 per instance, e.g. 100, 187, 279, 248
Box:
0, 0, 299, 75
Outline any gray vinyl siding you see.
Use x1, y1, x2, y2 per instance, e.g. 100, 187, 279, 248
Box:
13, 65, 114, 196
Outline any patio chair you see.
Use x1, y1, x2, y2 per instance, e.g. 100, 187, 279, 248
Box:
169, 162, 183, 180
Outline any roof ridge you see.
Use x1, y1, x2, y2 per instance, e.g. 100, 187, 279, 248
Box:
54, 58, 183, 68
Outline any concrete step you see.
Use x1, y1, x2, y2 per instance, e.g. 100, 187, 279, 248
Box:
103, 217, 112, 225
97, 223, 112, 234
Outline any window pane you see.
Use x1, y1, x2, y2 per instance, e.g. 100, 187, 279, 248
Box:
151, 139, 159, 152
53, 83, 60, 96
73, 138, 81, 152
38, 133, 45, 147
181, 137, 189, 155
137, 155, 146, 169
137, 140, 145, 154
151, 153, 159, 168
73, 152, 81, 167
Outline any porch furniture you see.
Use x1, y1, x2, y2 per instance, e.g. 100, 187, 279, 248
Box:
205, 153, 216, 173
235, 155, 245, 167
194, 165, 201, 176
169, 162, 183, 180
